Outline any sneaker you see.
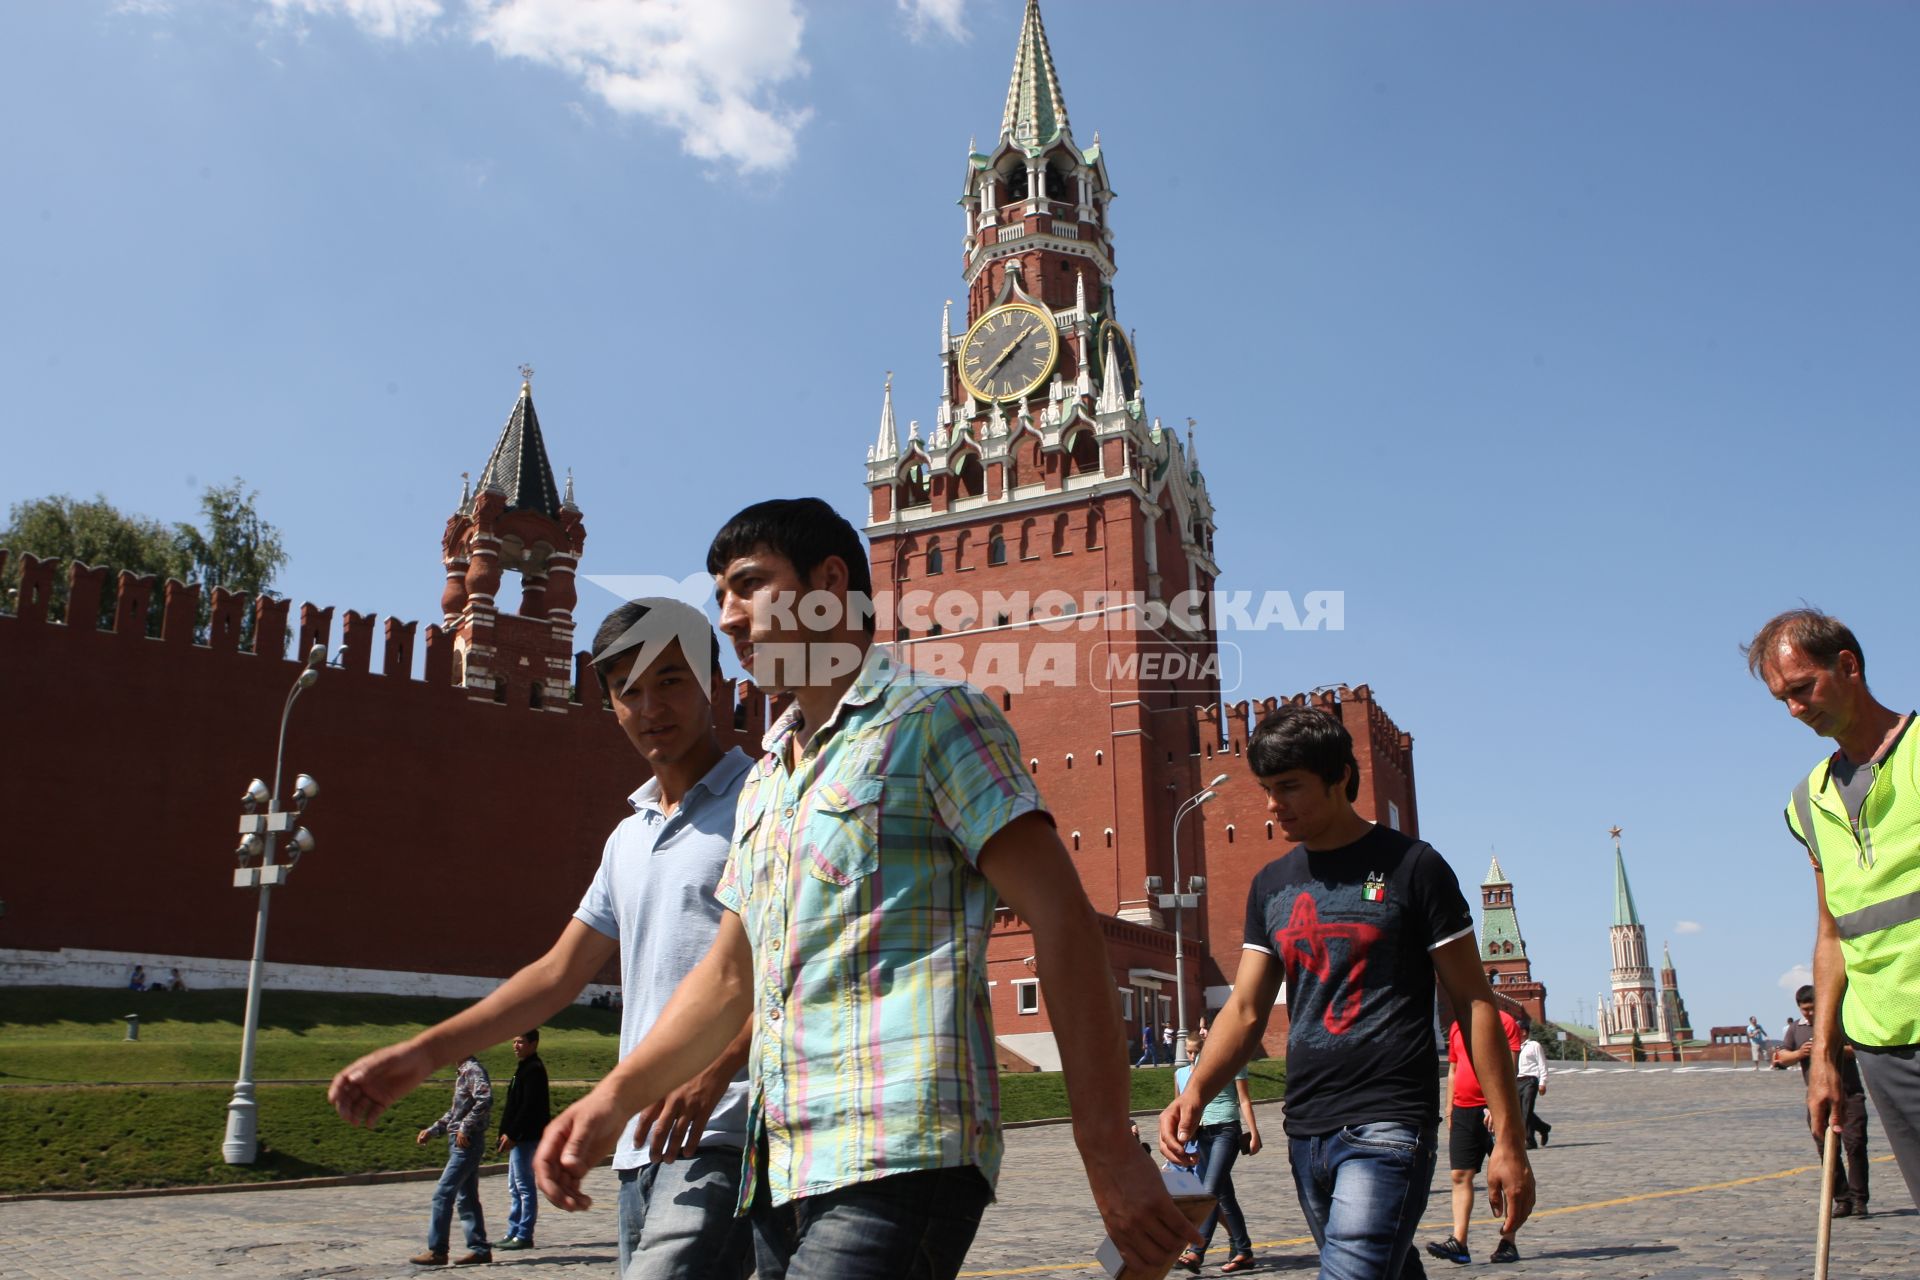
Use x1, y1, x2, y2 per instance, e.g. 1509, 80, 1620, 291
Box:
408, 1251, 448, 1266
453, 1252, 491, 1265
1491, 1239, 1521, 1264
496, 1239, 528, 1251
1426, 1236, 1470, 1265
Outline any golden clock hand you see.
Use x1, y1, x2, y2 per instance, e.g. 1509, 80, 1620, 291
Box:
983, 328, 1033, 376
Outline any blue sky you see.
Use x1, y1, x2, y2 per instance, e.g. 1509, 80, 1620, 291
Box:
8, 0, 1919, 1034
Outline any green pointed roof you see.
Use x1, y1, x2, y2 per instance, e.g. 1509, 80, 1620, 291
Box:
1484, 855, 1509, 886
1001, 0, 1070, 152
1612, 842, 1642, 928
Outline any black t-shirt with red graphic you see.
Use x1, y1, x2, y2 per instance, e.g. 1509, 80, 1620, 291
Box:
1242, 823, 1473, 1137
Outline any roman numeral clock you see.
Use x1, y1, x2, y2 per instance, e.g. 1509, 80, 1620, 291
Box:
958, 302, 1061, 402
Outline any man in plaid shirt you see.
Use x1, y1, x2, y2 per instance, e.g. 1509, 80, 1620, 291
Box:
537, 498, 1196, 1280
413, 1055, 494, 1266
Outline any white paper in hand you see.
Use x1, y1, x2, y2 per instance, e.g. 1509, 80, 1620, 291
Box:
1093, 1165, 1216, 1280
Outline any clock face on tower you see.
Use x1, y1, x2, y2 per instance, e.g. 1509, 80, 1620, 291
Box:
958, 302, 1060, 402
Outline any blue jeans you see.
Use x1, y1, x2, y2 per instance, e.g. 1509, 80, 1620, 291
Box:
753, 1164, 994, 1280
1288, 1121, 1437, 1280
1192, 1121, 1253, 1259
617, 1149, 755, 1280
505, 1141, 537, 1243
425, 1134, 490, 1259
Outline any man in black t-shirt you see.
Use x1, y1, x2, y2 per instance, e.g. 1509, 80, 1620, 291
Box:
1775, 984, 1870, 1216
1162, 706, 1534, 1279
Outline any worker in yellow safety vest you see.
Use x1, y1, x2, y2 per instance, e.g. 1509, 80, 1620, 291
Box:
1747, 608, 1920, 1212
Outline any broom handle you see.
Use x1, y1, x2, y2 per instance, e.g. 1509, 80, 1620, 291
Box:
1813, 1125, 1839, 1280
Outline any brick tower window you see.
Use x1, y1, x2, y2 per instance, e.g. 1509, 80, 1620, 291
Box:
927, 542, 944, 575
988, 527, 1007, 566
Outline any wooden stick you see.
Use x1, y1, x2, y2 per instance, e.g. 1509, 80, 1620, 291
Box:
1813, 1125, 1839, 1280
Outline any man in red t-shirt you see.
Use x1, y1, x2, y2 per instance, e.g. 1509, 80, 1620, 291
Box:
1428, 1009, 1527, 1265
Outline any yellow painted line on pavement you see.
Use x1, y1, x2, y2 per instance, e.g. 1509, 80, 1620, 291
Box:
956, 1154, 1898, 1278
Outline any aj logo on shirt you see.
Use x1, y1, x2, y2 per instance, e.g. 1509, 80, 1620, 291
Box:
1362, 871, 1387, 904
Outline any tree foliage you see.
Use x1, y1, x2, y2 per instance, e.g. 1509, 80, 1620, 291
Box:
1, 481, 288, 638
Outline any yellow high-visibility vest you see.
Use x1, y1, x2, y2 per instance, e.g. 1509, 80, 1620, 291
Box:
1786, 714, 1920, 1047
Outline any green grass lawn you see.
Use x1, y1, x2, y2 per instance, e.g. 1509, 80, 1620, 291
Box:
0, 988, 1285, 1194
0, 1083, 592, 1195
0, 986, 623, 1085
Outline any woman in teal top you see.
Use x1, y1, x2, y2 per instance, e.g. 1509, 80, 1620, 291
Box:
1173, 1041, 1260, 1272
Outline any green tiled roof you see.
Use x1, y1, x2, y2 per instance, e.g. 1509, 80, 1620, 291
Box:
1480, 906, 1525, 962
1001, 0, 1070, 152
1612, 844, 1642, 927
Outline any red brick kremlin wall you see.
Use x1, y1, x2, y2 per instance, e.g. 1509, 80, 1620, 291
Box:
0, 550, 771, 986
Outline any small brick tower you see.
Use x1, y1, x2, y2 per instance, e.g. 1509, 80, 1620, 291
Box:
1658, 940, 1695, 1042
439, 368, 585, 709
1478, 855, 1547, 1023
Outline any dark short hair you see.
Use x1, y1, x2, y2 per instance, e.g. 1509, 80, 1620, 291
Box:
518, 1028, 539, 1044
1515, 1011, 1533, 1032
1795, 985, 1815, 1005
1743, 609, 1865, 680
590, 600, 723, 694
1248, 705, 1360, 801
706, 498, 875, 632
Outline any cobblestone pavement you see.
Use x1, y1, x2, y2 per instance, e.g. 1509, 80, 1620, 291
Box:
4, 1065, 1914, 1278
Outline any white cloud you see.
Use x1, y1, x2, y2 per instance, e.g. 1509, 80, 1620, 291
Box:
241, 0, 810, 173
469, 0, 811, 173
113, 0, 178, 16
1674, 919, 1703, 935
264, 0, 445, 42
1777, 963, 1812, 993
899, 0, 967, 42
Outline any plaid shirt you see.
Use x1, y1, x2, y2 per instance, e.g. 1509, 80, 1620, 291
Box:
425, 1056, 492, 1143
715, 646, 1045, 1209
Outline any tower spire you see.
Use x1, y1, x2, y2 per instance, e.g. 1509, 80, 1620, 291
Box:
474, 374, 562, 518
1610, 825, 1641, 927
875, 372, 899, 459
1001, 0, 1070, 150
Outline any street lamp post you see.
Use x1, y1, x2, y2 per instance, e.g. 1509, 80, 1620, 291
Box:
221, 643, 325, 1165
1154, 772, 1230, 1067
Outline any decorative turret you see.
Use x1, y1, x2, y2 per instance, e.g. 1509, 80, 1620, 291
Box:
1659, 940, 1696, 1042
439, 367, 585, 708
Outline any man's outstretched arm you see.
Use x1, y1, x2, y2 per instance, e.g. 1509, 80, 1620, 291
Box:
329, 919, 616, 1129
980, 813, 1201, 1276
1160, 948, 1281, 1165
534, 910, 754, 1212
1435, 938, 1535, 1235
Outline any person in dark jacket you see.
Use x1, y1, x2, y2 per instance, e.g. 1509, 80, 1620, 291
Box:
496, 1030, 551, 1250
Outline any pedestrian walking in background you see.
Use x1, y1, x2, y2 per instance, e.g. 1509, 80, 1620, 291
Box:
1515, 1015, 1551, 1150
1775, 984, 1870, 1217
1428, 1008, 1528, 1265
1746, 1016, 1768, 1070
413, 1055, 492, 1267
1172, 1041, 1259, 1274
1748, 609, 1920, 1209
495, 1030, 550, 1250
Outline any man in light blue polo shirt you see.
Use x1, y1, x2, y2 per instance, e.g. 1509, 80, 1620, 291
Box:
330, 598, 757, 1278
